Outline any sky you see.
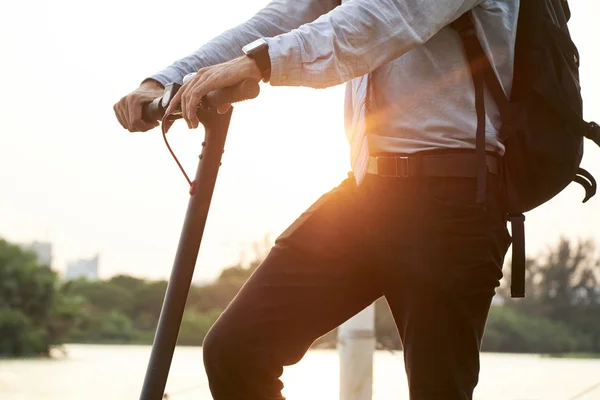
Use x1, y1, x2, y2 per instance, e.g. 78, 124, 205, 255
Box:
1, 0, 600, 284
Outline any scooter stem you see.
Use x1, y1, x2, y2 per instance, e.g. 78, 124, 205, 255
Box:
139, 107, 233, 400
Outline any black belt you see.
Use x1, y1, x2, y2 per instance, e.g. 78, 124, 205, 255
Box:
366, 153, 500, 178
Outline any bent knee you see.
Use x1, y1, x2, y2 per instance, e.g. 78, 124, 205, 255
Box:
203, 320, 233, 372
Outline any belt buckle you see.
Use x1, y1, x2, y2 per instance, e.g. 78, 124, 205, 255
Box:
398, 156, 410, 178
377, 156, 410, 178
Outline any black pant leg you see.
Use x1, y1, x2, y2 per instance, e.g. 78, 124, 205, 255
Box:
381, 175, 511, 400
202, 175, 384, 400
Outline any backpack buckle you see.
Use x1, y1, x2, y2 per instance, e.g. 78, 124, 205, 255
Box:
586, 122, 600, 147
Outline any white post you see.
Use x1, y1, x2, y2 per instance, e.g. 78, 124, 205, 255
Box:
337, 303, 375, 400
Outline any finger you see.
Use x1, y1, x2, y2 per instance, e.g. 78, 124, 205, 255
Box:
121, 96, 133, 132
183, 80, 201, 129
185, 71, 213, 129
187, 88, 202, 129
113, 103, 127, 129
132, 118, 159, 132
177, 75, 198, 129
119, 97, 133, 131
128, 98, 160, 132
217, 103, 231, 114
183, 70, 207, 128
165, 90, 182, 117
127, 95, 146, 132
187, 78, 214, 129
181, 85, 193, 129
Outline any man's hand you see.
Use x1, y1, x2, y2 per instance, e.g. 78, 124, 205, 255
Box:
165, 56, 262, 129
114, 79, 165, 132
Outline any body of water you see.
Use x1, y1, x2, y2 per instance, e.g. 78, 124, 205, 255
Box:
1, 344, 600, 400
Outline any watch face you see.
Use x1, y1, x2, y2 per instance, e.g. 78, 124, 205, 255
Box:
243, 39, 266, 54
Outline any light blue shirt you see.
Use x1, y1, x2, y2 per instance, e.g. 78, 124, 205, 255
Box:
149, 0, 519, 180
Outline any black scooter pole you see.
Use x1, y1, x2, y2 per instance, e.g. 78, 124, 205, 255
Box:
138, 79, 260, 400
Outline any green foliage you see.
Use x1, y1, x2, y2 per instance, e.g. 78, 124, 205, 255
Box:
0, 239, 82, 357
0, 239, 56, 324
186, 264, 256, 314
482, 306, 586, 353
46, 286, 85, 346
3, 235, 600, 356
60, 259, 255, 347
499, 238, 600, 353
109, 274, 147, 294
69, 280, 135, 316
70, 309, 137, 343
0, 308, 45, 356
177, 309, 222, 346
132, 280, 168, 320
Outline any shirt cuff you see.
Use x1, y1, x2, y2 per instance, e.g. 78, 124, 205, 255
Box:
146, 66, 185, 87
265, 34, 304, 86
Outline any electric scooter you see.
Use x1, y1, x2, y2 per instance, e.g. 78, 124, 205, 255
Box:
137, 78, 261, 400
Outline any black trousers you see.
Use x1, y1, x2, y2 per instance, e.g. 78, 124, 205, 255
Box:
202, 171, 511, 400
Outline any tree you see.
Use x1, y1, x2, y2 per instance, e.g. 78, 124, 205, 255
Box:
68, 280, 136, 316
0, 308, 45, 356
0, 239, 56, 325
186, 263, 256, 314
0, 239, 81, 356
109, 275, 146, 296
70, 309, 137, 343
177, 309, 222, 346
133, 280, 168, 319
482, 306, 585, 353
501, 238, 600, 353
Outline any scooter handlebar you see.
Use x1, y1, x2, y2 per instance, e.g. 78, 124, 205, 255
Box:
142, 97, 167, 123
142, 79, 260, 123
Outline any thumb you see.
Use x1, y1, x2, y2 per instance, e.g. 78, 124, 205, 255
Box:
164, 91, 182, 116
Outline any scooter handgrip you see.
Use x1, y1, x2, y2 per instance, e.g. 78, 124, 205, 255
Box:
142, 97, 165, 123
202, 79, 260, 111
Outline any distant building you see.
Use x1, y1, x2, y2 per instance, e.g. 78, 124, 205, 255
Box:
22, 241, 53, 267
65, 254, 100, 281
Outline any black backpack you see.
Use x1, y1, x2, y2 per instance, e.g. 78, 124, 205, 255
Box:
451, 0, 600, 297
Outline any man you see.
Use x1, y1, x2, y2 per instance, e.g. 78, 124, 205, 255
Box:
114, 0, 517, 398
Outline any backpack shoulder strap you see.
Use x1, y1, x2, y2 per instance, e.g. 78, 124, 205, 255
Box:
451, 12, 512, 127
451, 11, 527, 298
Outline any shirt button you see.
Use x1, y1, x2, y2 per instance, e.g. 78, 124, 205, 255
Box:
280, 75, 287, 82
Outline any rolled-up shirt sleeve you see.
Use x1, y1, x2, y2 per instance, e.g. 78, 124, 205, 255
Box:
148, 0, 339, 86
265, 0, 483, 88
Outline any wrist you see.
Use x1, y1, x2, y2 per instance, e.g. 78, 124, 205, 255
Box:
242, 56, 265, 82
242, 38, 271, 83
140, 78, 164, 90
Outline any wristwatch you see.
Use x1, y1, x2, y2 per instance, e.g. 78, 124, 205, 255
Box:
242, 38, 271, 83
